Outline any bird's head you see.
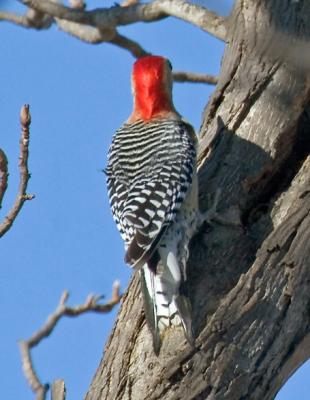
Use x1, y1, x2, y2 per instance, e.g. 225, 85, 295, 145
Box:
129, 55, 177, 122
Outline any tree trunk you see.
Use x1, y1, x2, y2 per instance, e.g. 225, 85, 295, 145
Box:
86, 1, 310, 399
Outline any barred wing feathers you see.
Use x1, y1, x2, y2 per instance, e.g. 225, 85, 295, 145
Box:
106, 119, 196, 268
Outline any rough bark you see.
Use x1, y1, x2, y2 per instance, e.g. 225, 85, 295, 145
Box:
85, 1, 310, 399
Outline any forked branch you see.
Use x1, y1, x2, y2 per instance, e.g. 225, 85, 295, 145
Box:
20, 282, 122, 400
1, 1, 221, 85
18, 0, 227, 40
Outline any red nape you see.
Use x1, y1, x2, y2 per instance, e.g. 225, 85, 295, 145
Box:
131, 56, 174, 121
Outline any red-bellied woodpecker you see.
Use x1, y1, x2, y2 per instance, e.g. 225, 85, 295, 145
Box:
106, 55, 198, 354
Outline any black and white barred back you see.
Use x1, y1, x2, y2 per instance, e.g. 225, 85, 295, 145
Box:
106, 118, 196, 265
106, 117, 198, 353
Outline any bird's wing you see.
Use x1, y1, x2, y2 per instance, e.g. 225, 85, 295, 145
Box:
106, 120, 196, 268
105, 163, 129, 239
125, 122, 196, 268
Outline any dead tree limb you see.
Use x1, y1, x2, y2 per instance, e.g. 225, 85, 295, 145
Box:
0, 1, 221, 84
18, 0, 227, 40
20, 282, 122, 400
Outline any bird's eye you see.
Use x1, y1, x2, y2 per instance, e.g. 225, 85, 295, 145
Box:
167, 60, 173, 70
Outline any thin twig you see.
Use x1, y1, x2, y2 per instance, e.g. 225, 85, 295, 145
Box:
109, 33, 150, 58
19, 0, 227, 41
1, 2, 224, 82
43, 21, 217, 84
56, 19, 115, 43
0, 149, 8, 209
110, 35, 217, 84
0, 105, 35, 238
173, 71, 218, 85
20, 282, 121, 400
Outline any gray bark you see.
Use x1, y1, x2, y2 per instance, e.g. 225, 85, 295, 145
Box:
85, 1, 310, 399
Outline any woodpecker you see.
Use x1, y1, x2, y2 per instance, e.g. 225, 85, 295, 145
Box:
106, 55, 198, 354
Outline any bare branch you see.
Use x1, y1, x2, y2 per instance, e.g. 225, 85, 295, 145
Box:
0, 11, 31, 27
155, 0, 227, 40
25, 8, 53, 29
56, 19, 115, 43
109, 36, 217, 84
19, 341, 49, 400
20, 0, 227, 40
20, 283, 122, 400
0, 9, 52, 29
108, 33, 218, 84
0, 105, 35, 238
51, 380, 66, 400
52, 22, 217, 85
173, 71, 218, 85
0, 149, 8, 209
109, 33, 150, 58
2, 2, 223, 82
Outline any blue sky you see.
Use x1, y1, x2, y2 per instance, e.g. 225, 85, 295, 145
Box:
0, 1, 308, 399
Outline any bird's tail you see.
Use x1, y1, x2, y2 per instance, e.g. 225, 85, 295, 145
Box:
139, 263, 194, 355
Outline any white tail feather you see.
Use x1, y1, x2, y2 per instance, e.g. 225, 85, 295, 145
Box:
142, 261, 182, 333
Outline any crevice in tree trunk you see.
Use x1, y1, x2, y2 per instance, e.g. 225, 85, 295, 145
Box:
244, 104, 310, 227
